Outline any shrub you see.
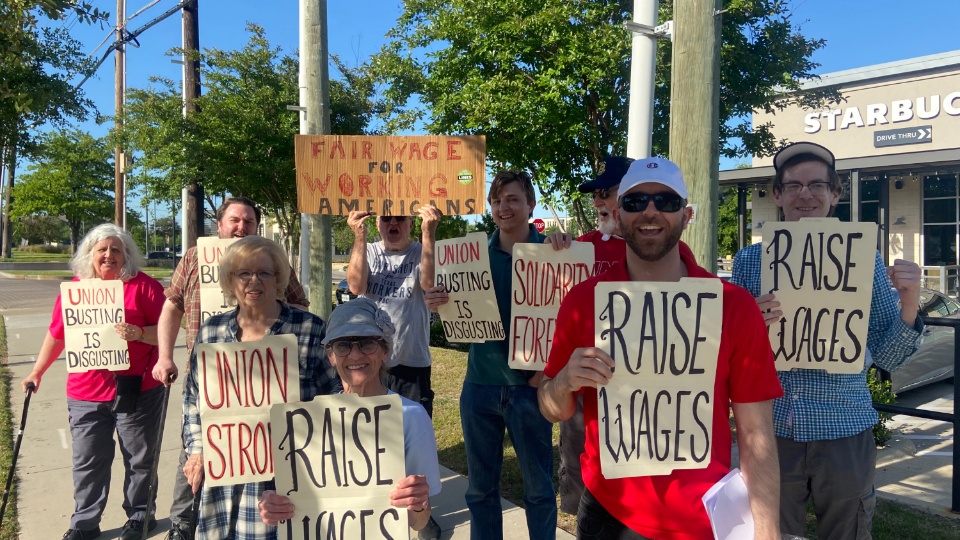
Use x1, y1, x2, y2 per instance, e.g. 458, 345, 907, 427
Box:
868, 368, 896, 446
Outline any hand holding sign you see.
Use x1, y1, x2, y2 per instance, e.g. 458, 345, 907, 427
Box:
347, 210, 372, 236
389, 474, 430, 512
553, 347, 615, 393
888, 258, 921, 326
259, 490, 296, 526
755, 293, 783, 326
418, 204, 442, 236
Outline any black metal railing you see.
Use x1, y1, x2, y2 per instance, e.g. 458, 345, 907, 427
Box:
873, 316, 960, 513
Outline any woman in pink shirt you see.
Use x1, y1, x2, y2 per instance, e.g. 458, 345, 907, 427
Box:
21, 223, 166, 540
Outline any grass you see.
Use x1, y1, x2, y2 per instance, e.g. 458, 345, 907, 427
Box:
0, 315, 20, 540
2, 267, 174, 279
0, 251, 71, 262
429, 345, 960, 539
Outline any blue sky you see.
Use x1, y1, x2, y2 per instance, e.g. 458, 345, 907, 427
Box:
58, 0, 960, 219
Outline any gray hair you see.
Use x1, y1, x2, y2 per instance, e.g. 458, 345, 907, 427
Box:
70, 223, 144, 280
218, 236, 291, 306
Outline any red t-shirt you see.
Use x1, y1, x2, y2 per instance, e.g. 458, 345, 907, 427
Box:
577, 231, 695, 279
544, 250, 782, 539
49, 272, 166, 401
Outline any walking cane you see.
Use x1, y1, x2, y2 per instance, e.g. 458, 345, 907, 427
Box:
142, 375, 175, 540
0, 382, 36, 530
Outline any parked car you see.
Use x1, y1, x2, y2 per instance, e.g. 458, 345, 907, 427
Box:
336, 278, 358, 305
146, 251, 175, 260
878, 287, 958, 394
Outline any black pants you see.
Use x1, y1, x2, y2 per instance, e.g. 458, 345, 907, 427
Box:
383, 364, 434, 418
577, 489, 651, 540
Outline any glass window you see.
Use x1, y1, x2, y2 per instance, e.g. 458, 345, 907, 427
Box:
861, 202, 879, 224
834, 203, 850, 222
923, 224, 958, 266
861, 179, 880, 201
924, 175, 957, 198
924, 199, 957, 224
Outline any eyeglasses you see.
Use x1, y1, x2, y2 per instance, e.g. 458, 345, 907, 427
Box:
379, 216, 408, 223
780, 182, 833, 196
619, 192, 687, 213
234, 270, 276, 283
328, 338, 383, 356
592, 188, 613, 200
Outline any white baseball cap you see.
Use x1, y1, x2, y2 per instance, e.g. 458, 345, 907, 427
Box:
616, 157, 688, 200
773, 142, 835, 171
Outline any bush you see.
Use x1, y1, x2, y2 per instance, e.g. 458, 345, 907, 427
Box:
868, 367, 896, 446
17, 244, 68, 254
429, 319, 469, 351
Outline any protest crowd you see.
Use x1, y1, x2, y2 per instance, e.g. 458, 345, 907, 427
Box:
22, 140, 925, 540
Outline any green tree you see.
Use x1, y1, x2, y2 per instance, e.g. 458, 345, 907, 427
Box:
374, 0, 836, 232
10, 129, 114, 249
12, 215, 67, 245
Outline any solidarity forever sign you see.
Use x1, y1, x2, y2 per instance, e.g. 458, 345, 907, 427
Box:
60, 279, 129, 372
761, 218, 876, 374
195, 334, 300, 487
271, 393, 408, 540
508, 242, 594, 370
595, 279, 723, 479
197, 237, 237, 321
295, 135, 486, 216
435, 232, 504, 343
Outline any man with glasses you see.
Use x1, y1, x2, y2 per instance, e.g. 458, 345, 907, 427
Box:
731, 142, 923, 540
152, 196, 308, 540
539, 157, 783, 539
346, 205, 442, 540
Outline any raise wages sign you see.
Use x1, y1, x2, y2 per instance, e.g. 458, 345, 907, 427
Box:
295, 135, 486, 216
435, 232, 504, 343
761, 218, 876, 375
60, 279, 129, 373
509, 242, 593, 371
195, 334, 300, 487
271, 394, 407, 540
197, 237, 238, 322
595, 279, 722, 479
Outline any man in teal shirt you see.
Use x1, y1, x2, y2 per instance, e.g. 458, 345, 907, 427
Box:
426, 170, 556, 540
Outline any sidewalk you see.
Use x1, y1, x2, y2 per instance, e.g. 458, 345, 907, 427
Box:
0, 282, 573, 539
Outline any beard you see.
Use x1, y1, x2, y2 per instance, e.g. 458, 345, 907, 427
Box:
621, 217, 684, 262
597, 216, 617, 236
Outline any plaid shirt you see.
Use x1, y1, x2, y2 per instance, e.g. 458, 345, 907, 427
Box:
183, 303, 340, 539
731, 243, 922, 442
166, 245, 309, 351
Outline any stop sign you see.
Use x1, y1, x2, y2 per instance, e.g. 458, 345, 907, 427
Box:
532, 218, 546, 233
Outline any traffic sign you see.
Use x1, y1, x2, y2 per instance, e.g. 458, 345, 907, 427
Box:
532, 218, 546, 233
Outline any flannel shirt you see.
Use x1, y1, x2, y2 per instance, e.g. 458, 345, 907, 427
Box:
166, 245, 309, 351
731, 243, 922, 441
183, 303, 340, 539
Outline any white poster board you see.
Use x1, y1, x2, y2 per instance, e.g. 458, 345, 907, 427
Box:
197, 237, 237, 321
195, 334, 300, 487
60, 279, 129, 373
508, 242, 594, 370
435, 232, 504, 343
271, 393, 408, 540
595, 279, 723, 479
761, 218, 876, 374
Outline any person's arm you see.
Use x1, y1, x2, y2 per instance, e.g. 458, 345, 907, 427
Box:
418, 205, 441, 291
423, 284, 448, 313
869, 254, 924, 372
537, 347, 614, 423
152, 300, 185, 384
346, 210, 372, 295
182, 348, 204, 492
114, 322, 158, 346
731, 399, 780, 540
389, 474, 432, 531
21, 331, 65, 393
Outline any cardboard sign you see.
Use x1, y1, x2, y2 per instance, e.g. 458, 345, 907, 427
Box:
60, 279, 129, 373
197, 237, 238, 321
508, 242, 594, 370
271, 393, 408, 540
761, 218, 876, 374
435, 232, 504, 343
295, 135, 486, 216
195, 334, 300, 487
595, 279, 723, 479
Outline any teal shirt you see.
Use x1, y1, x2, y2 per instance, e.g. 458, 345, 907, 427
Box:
466, 225, 545, 385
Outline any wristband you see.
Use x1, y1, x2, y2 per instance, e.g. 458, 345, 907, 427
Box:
412, 507, 425, 513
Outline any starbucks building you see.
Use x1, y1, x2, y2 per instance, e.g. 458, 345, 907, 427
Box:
721, 50, 960, 293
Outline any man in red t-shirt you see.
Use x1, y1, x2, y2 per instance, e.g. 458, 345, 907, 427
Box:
539, 157, 783, 539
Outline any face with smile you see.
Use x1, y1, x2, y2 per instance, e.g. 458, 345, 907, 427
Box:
230, 252, 278, 310
593, 186, 620, 236
217, 203, 259, 239
327, 337, 388, 396
490, 181, 535, 234
617, 183, 690, 262
377, 216, 414, 251
774, 160, 841, 222
92, 237, 125, 280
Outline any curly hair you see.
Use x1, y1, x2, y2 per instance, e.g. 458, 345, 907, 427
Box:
218, 236, 291, 306
69, 223, 144, 281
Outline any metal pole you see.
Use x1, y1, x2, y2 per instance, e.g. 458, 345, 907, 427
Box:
114, 0, 126, 225
625, 0, 658, 159
182, 0, 203, 249
298, 0, 310, 296
737, 184, 747, 251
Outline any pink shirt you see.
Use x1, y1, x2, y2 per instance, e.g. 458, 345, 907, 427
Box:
49, 272, 166, 401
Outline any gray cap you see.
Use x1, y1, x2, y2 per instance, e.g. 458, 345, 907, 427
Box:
321, 297, 396, 348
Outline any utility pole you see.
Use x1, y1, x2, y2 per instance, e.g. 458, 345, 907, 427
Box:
1, 144, 12, 258
113, 0, 126, 225
182, 0, 203, 249
626, 0, 659, 159
300, 0, 333, 319
669, 0, 721, 273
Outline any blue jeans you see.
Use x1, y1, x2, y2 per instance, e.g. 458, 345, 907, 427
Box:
460, 381, 556, 540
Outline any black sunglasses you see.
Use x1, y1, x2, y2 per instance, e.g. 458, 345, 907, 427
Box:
619, 192, 687, 213
379, 216, 408, 223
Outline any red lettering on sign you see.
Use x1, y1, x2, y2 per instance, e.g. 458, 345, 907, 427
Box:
429, 173, 448, 197
447, 140, 462, 160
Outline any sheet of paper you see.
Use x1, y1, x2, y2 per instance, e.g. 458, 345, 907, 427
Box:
702, 468, 754, 540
